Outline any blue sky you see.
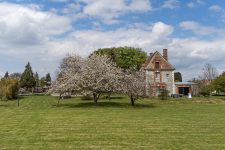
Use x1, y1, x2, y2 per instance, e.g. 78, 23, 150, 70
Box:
0, 0, 225, 80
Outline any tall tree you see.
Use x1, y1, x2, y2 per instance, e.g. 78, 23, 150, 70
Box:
174, 72, 182, 82
198, 63, 218, 96
4, 71, 9, 78
34, 72, 39, 87
45, 73, 51, 85
92, 47, 147, 71
213, 72, 225, 94
201, 63, 218, 82
20, 62, 36, 90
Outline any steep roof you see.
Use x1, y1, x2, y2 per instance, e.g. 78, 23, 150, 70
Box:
143, 51, 175, 70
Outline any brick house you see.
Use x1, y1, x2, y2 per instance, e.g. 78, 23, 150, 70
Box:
142, 49, 175, 96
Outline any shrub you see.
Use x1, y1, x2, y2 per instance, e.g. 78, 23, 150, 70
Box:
159, 89, 170, 100
0, 78, 19, 100
199, 85, 210, 97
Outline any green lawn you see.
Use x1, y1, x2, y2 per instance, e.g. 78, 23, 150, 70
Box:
0, 96, 225, 150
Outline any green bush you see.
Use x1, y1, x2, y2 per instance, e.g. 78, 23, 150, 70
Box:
199, 85, 210, 97
0, 78, 19, 100
158, 89, 170, 100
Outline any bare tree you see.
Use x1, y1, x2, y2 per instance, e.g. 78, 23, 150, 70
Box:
199, 63, 218, 96
201, 63, 218, 82
121, 71, 146, 106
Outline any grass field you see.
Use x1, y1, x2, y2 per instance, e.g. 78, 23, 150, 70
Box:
0, 95, 225, 149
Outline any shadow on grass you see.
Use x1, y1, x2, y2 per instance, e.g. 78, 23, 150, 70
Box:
101, 96, 125, 100
55, 101, 156, 109
0, 104, 8, 107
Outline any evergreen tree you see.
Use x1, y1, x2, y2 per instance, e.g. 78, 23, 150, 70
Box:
46, 73, 51, 82
34, 72, 39, 87
20, 62, 36, 89
4, 71, 9, 78
45, 73, 51, 86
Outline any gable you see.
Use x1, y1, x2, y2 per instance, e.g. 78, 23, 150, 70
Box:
144, 51, 175, 70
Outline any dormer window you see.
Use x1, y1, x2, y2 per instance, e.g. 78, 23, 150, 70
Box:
155, 62, 160, 70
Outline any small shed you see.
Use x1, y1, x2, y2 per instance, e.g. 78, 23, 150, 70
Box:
175, 82, 199, 96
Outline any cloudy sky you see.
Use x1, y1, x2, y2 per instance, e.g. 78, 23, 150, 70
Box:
0, 0, 224, 80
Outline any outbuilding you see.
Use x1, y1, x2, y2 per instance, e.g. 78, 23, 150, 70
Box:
175, 82, 199, 96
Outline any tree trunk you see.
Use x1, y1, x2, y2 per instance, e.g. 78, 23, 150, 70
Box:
93, 93, 101, 105
130, 96, 135, 106
107, 93, 111, 100
57, 93, 62, 106
93, 93, 98, 105
17, 98, 20, 107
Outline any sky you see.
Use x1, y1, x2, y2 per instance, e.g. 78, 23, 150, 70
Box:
0, 0, 225, 81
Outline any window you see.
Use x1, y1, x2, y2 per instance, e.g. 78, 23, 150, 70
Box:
156, 72, 160, 78
155, 62, 159, 70
166, 73, 170, 82
155, 72, 160, 82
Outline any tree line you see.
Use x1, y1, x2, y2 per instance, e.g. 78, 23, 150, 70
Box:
0, 62, 51, 101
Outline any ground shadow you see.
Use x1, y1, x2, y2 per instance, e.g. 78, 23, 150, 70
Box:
0, 104, 8, 107
100, 96, 125, 100
0, 100, 10, 107
55, 101, 156, 109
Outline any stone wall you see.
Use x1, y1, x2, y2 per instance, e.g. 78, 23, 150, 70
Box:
145, 70, 175, 96
161, 71, 174, 95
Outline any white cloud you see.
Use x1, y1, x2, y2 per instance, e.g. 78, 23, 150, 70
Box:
0, 3, 72, 46
187, 2, 195, 8
169, 38, 225, 79
71, 0, 152, 24
50, 0, 68, 2
209, 5, 222, 12
187, 0, 205, 8
196, 0, 205, 5
162, 0, 179, 9
0, 2, 72, 76
179, 21, 225, 36
62, 3, 82, 14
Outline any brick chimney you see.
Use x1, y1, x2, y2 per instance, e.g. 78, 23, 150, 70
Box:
149, 53, 153, 56
163, 49, 168, 61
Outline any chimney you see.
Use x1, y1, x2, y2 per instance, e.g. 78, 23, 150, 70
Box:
149, 53, 153, 56
163, 49, 168, 61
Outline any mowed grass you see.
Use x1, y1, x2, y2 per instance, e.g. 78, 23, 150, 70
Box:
0, 96, 225, 149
